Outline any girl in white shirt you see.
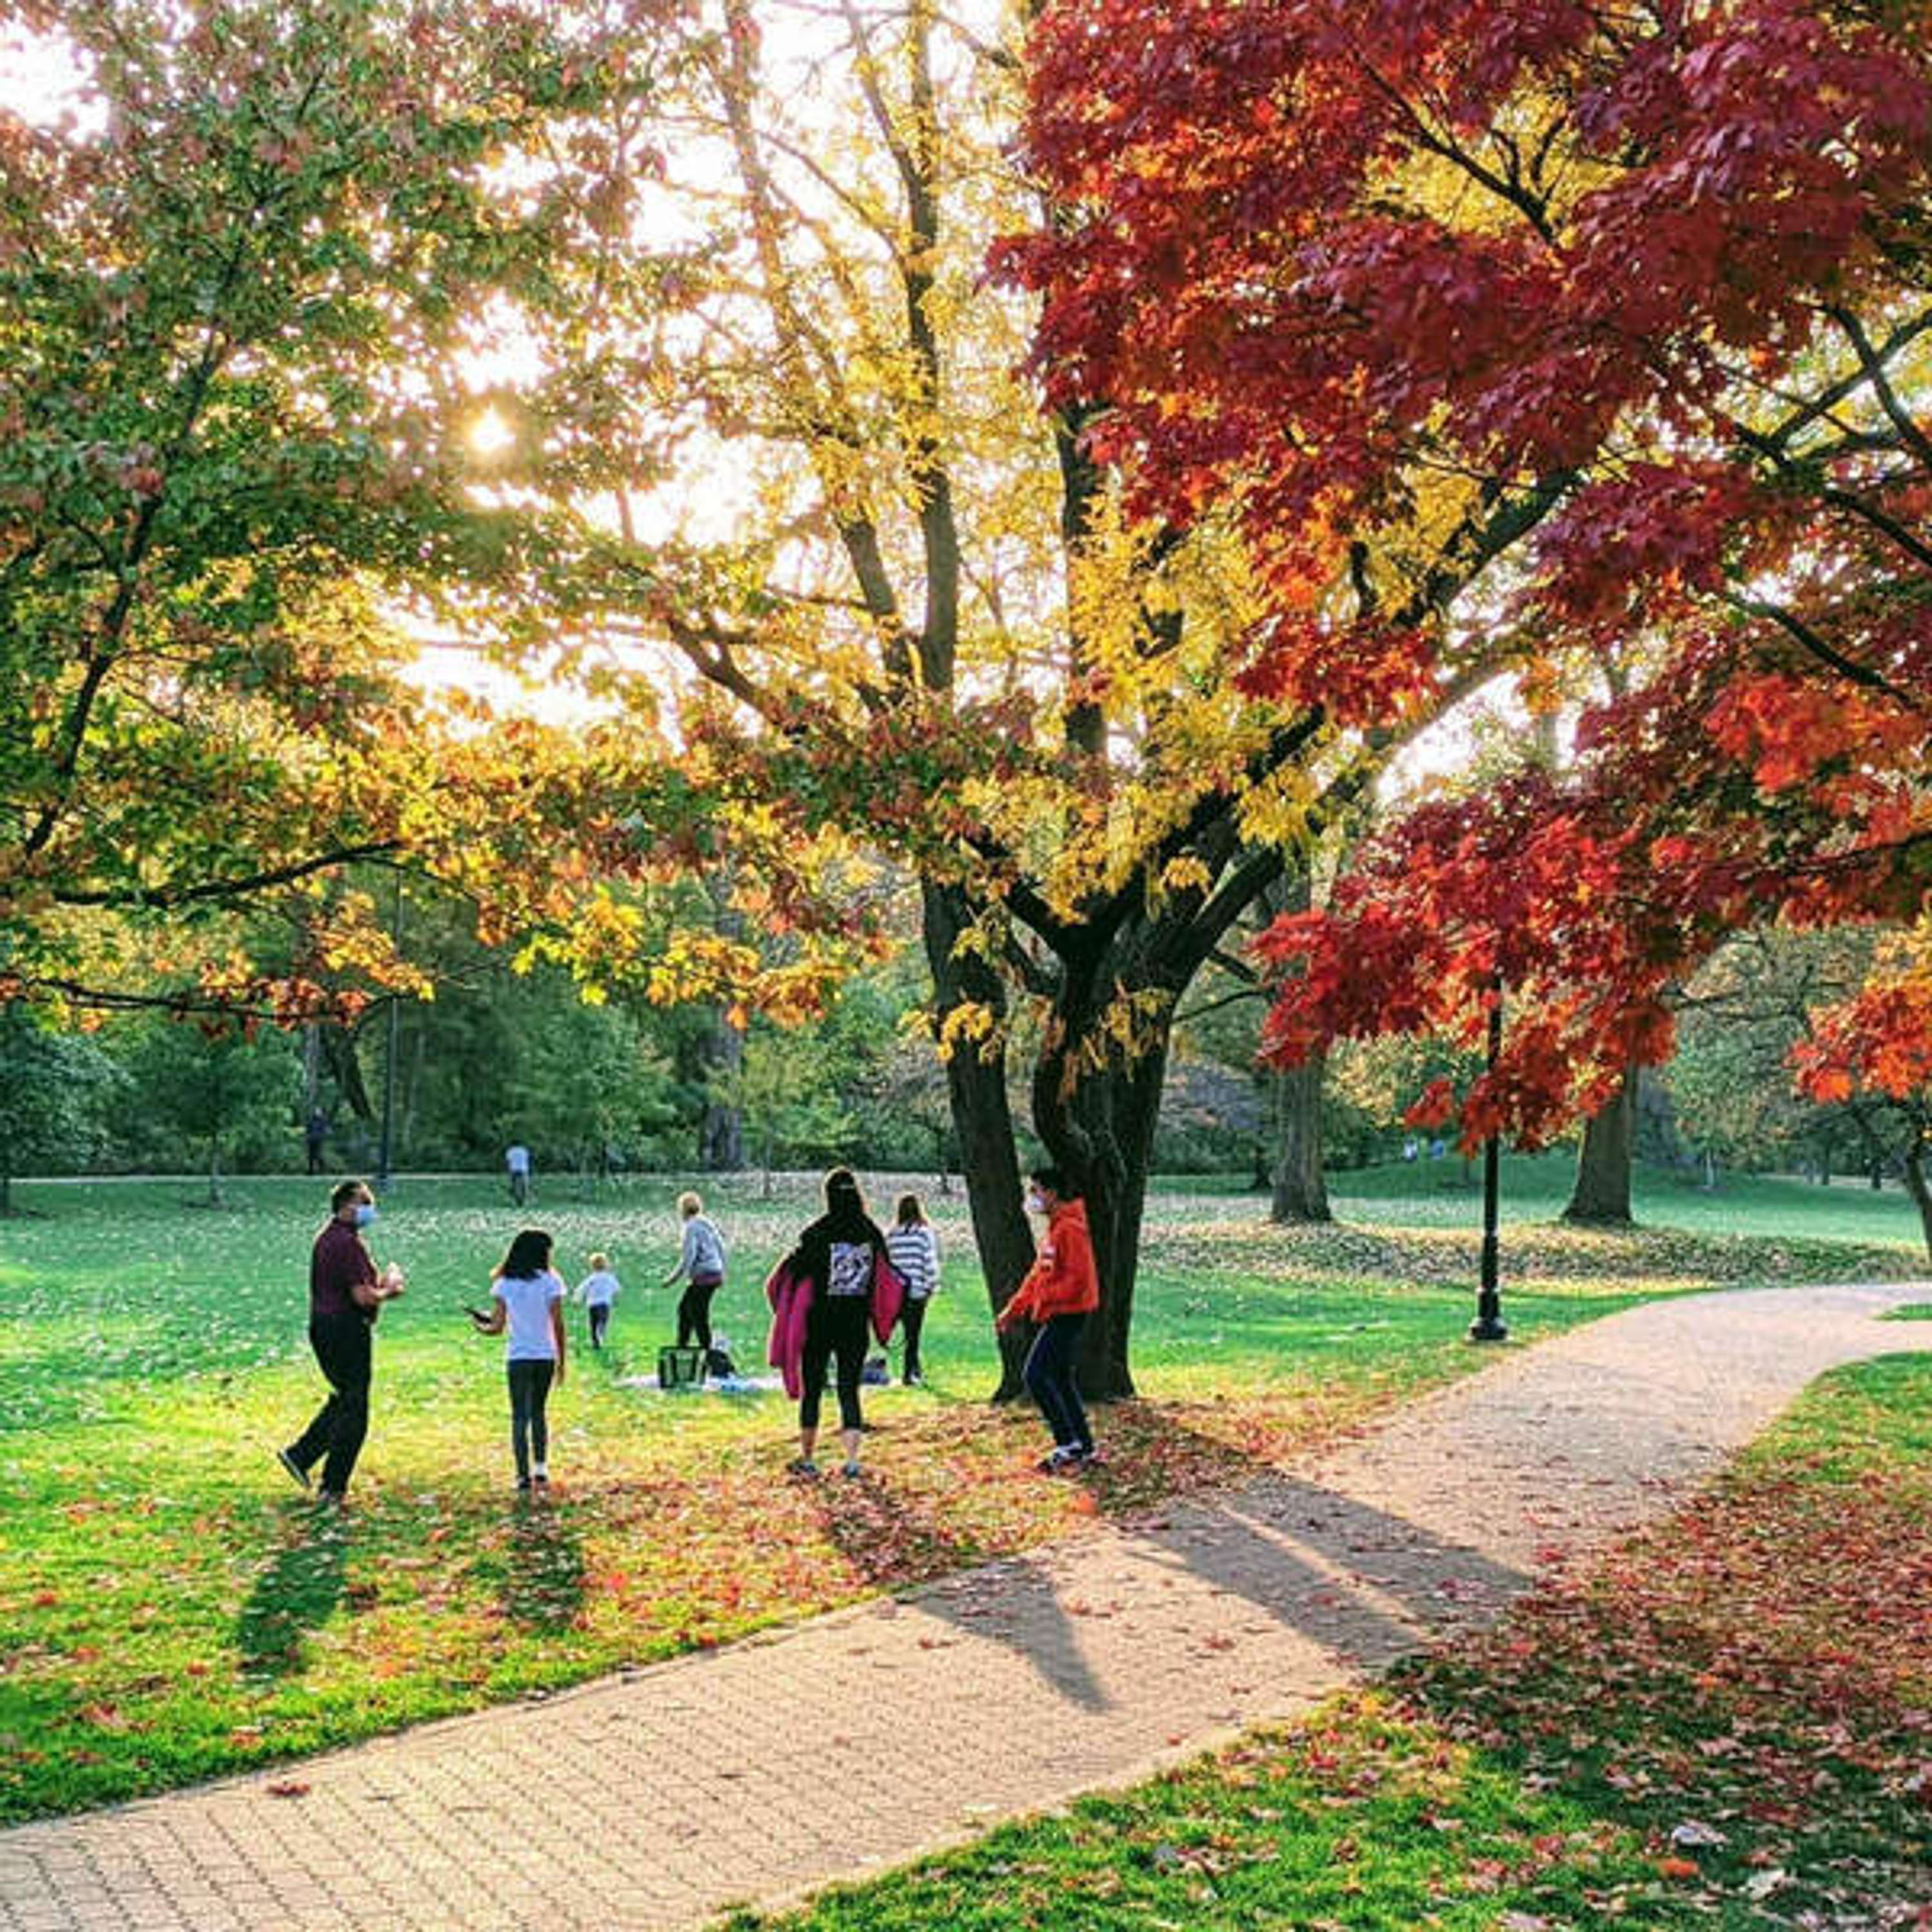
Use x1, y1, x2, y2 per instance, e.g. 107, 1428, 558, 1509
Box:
468, 1227, 567, 1492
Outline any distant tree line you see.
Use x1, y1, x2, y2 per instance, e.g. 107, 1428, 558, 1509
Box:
8, 920, 1914, 1251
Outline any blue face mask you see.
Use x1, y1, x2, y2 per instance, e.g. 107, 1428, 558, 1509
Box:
354, 1202, 377, 1229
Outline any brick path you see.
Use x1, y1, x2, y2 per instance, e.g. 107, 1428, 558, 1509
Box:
2, 1282, 1924, 1931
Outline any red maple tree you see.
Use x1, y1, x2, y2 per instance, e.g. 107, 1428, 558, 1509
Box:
1010, 0, 1932, 1151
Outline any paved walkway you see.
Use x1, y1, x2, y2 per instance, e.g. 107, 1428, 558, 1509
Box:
3, 1283, 1925, 1931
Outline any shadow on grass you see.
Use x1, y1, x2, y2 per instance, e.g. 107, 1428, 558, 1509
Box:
483, 1495, 587, 1630
236, 1502, 354, 1676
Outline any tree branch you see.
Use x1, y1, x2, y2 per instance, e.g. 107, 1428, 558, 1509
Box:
52, 842, 405, 911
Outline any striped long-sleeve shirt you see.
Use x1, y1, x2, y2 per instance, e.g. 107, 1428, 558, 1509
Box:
885, 1223, 941, 1301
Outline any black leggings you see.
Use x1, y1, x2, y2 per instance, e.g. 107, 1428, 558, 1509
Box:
899, 1296, 929, 1379
588, 1303, 611, 1349
676, 1276, 721, 1350
507, 1359, 554, 1480
800, 1296, 871, 1432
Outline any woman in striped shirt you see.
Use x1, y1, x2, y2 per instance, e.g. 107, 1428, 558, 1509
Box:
885, 1193, 940, 1386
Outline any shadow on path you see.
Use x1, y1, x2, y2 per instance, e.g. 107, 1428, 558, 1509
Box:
902, 1412, 1533, 1714
813, 1468, 1112, 1713
1145, 1469, 1529, 1667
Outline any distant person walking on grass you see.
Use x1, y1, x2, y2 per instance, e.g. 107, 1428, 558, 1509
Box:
468, 1228, 567, 1493
575, 1251, 621, 1350
504, 1142, 532, 1206
995, 1166, 1100, 1473
886, 1193, 940, 1385
278, 1178, 404, 1502
304, 1106, 329, 1175
782, 1169, 904, 1481
663, 1191, 728, 1353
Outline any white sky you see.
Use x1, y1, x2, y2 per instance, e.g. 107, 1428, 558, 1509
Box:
0, 28, 93, 128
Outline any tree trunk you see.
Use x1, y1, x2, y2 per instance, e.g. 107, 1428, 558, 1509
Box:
921, 882, 1034, 1398
1270, 1056, 1332, 1223
321, 1023, 375, 1124
1563, 1066, 1638, 1225
1071, 1048, 1166, 1401
1032, 977, 1175, 1403
1262, 869, 1331, 1224
1902, 1139, 1932, 1262
696, 1009, 745, 1170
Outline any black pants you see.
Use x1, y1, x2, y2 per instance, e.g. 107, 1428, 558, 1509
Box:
1024, 1313, 1092, 1452
289, 1313, 372, 1495
676, 1276, 721, 1350
800, 1296, 870, 1432
588, 1302, 611, 1349
900, 1296, 929, 1380
507, 1359, 554, 1481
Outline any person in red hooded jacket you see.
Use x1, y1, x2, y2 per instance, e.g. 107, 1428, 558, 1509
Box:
995, 1166, 1100, 1472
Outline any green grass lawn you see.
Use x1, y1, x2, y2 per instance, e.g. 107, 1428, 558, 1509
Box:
0, 1158, 1920, 1821
728, 1350, 1932, 1931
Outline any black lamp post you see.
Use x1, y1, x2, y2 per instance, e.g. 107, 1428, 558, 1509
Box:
1469, 969, 1509, 1343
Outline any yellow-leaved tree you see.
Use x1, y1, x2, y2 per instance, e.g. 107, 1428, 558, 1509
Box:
271, 1, 1571, 1393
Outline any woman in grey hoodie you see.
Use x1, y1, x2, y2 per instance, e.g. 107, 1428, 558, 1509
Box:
664, 1189, 729, 1352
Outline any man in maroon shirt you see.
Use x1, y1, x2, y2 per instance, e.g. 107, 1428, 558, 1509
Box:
278, 1178, 404, 1500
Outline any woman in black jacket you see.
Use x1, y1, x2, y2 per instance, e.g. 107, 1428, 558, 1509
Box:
788, 1168, 891, 1480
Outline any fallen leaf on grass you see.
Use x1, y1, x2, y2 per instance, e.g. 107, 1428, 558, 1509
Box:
1669, 1819, 1727, 1850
